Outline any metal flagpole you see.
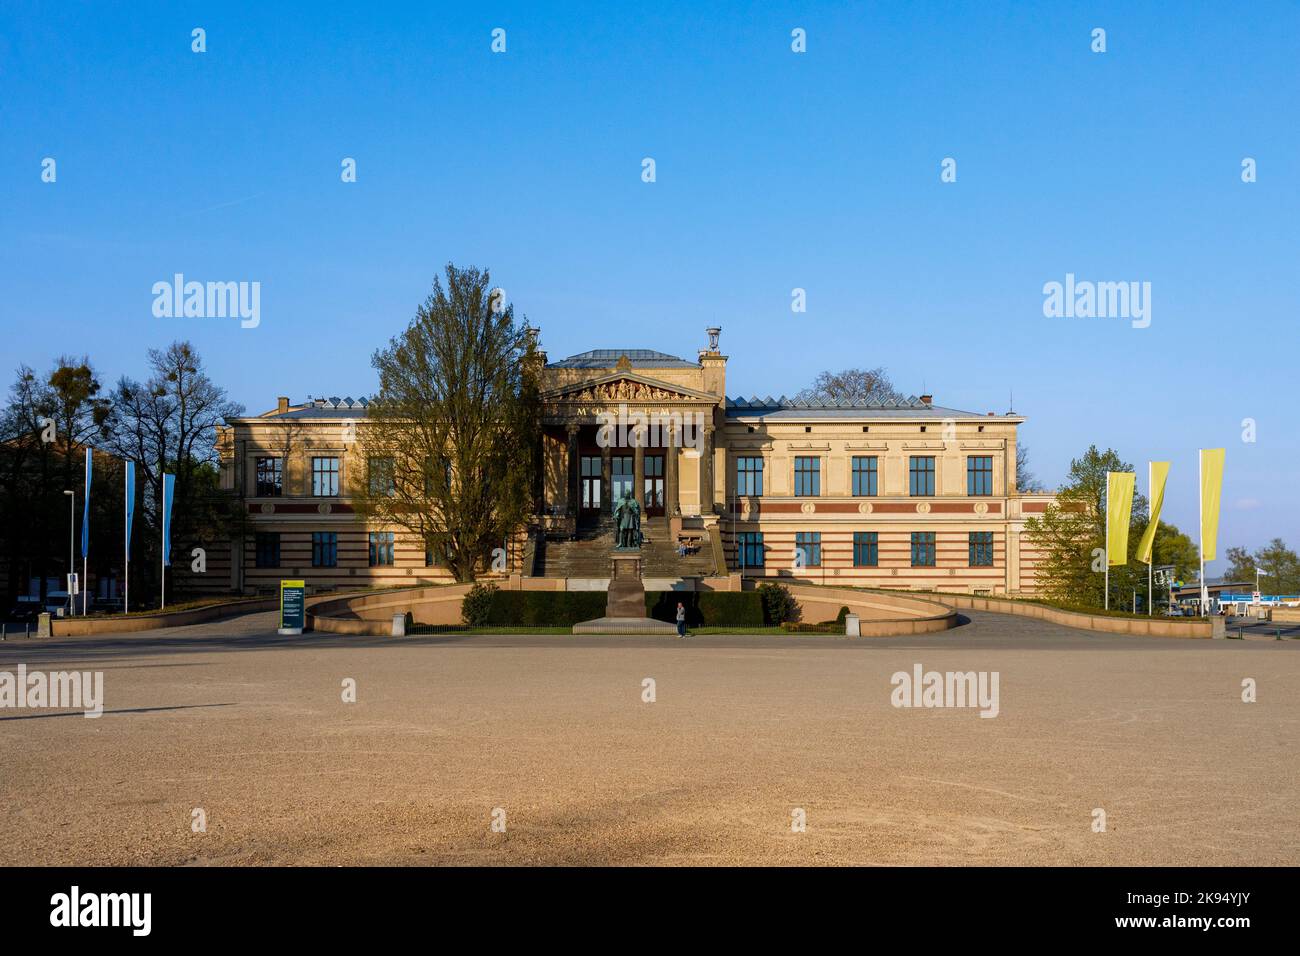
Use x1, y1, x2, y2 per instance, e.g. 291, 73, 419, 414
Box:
124, 469, 129, 615
83, 449, 89, 616
1147, 461, 1153, 616
1104, 474, 1109, 611
1198, 452, 1206, 617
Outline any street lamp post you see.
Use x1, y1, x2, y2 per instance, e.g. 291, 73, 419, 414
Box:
63, 490, 74, 616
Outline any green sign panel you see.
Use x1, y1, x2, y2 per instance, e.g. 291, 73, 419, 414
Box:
280, 579, 305, 634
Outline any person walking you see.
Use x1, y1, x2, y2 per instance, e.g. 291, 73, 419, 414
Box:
676, 601, 687, 639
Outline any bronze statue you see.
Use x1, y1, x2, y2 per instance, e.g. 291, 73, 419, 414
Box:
614, 489, 642, 549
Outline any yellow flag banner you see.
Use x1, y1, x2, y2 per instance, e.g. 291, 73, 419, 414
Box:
1200, 448, 1225, 562
1135, 461, 1171, 564
1106, 471, 1136, 567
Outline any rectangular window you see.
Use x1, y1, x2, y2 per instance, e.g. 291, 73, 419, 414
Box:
369, 531, 395, 567
255, 457, 282, 497
254, 532, 280, 568
851, 456, 878, 497
969, 531, 994, 567
853, 531, 878, 567
911, 531, 936, 567
736, 456, 764, 496
794, 457, 821, 497
736, 531, 764, 568
967, 456, 993, 496
795, 531, 822, 568
368, 457, 395, 497
909, 456, 935, 497
312, 531, 337, 568
312, 457, 340, 497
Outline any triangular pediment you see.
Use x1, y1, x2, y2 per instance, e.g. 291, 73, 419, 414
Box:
542, 371, 717, 404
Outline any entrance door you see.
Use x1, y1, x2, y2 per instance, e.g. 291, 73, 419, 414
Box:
610, 456, 633, 508
580, 456, 602, 516
644, 454, 665, 516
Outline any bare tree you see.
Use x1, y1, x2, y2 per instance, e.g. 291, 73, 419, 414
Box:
797, 367, 902, 404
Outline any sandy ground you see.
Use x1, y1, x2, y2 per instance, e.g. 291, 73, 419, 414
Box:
1, 610, 1296, 866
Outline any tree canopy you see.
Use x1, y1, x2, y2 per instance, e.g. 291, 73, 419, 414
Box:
352, 263, 539, 582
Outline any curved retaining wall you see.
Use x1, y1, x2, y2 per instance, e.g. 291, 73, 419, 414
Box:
310, 580, 959, 637
309, 584, 473, 635
867, 589, 1217, 638
784, 585, 959, 636
48, 597, 278, 636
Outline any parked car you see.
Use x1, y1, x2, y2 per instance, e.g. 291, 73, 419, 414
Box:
6, 597, 42, 623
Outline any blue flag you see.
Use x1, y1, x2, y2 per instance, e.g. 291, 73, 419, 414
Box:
162, 473, 176, 566
124, 460, 135, 553
81, 447, 92, 558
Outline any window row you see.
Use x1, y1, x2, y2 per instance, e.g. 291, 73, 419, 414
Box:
734, 455, 994, 497
253, 456, 441, 498
254, 531, 427, 569
734, 531, 996, 568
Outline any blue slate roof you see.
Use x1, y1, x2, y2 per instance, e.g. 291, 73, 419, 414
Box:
546, 349, 699, 369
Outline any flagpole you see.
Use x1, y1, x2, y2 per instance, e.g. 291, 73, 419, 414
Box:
1104, 475, 1110, 611
83, 449, 90, 617
1147, 461, 1153, 616
161, 517, 166, 611
1198, 451, 1206, 617
124, 469, 129, 615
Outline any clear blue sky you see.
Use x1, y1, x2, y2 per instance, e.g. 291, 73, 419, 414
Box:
3, 1, 1297, 570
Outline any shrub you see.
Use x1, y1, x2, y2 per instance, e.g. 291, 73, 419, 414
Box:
781, 621, 843, 633
461, 582, 498, 626
758, 583, 799, 625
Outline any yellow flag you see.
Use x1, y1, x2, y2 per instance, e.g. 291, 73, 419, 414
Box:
1200, 448, 1225, 562
1135, 461, 1170, 564
1106, 472, 1136, 567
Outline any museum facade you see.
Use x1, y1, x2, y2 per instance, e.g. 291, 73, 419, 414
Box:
208, 328, 1054, 596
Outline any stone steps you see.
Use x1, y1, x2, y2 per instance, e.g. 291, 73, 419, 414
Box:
535, 517, 716, 579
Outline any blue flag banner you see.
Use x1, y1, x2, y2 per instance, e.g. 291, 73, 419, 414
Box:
81, 447, 92, 558
124, 460, 135, 552
162, 473, 176, 566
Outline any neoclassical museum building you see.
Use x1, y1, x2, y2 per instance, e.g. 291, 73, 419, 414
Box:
206, 329, 1055, 596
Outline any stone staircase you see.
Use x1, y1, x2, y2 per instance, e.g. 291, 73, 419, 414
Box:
534, 516, 717, 580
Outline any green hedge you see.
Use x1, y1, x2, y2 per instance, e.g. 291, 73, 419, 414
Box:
479, 589, 767, 628
646, 591, 765, 628
483, 590, 608, 627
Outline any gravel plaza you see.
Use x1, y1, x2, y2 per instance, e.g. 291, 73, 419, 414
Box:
2, 610, 1295, 867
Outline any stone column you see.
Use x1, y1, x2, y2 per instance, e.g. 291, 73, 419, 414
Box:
700, 424, 715, 514
633, 429, 645, 510
665, 433, 679, 517
566, 424, 580, 519
600, 443, 612, 515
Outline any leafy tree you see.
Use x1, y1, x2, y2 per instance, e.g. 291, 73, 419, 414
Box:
1222, 539, 1300, 593
1223, 546, 1257, 584
1023, 445, 1149, 608
353, 264, 539, 582
796, 367, 901, 404
1254, 538, 1300, 594
0, 358, 113, 604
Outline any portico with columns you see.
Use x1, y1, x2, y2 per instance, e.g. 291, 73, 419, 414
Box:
535, 337, 727, 537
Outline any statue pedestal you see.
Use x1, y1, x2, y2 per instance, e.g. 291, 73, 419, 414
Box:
606, 552, 646, 618
572, 550, 677, 635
